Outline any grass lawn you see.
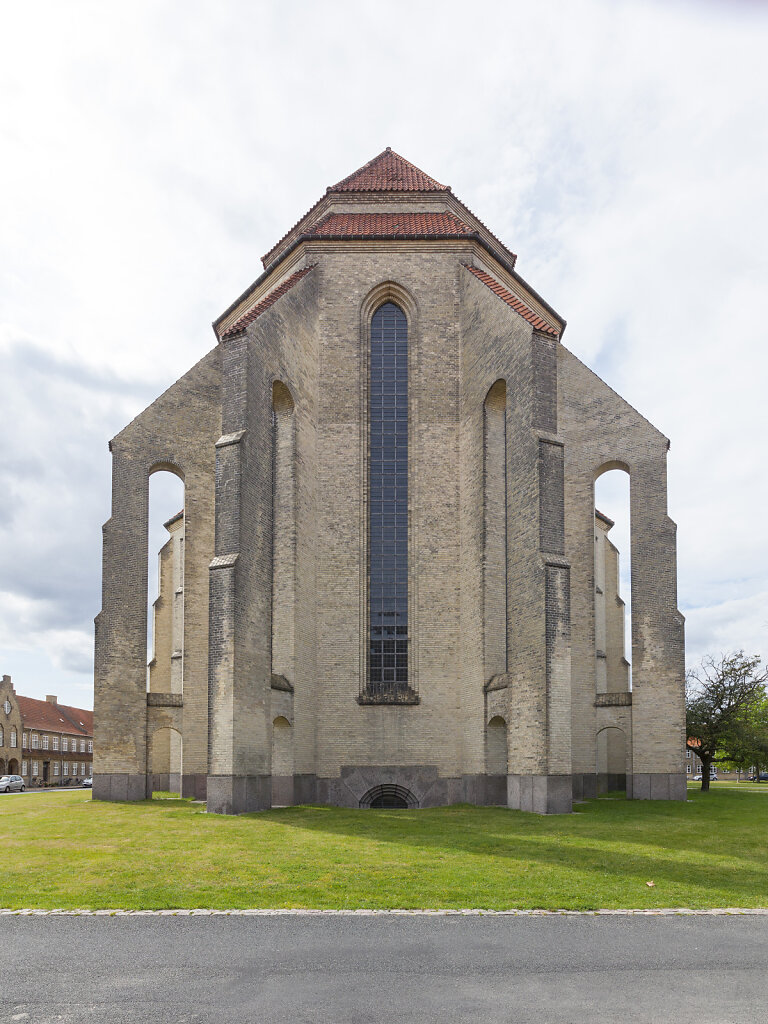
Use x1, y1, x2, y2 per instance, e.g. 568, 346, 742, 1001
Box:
1, 786, 766, 911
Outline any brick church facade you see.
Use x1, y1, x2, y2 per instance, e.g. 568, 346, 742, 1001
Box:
94, 150, 686, 814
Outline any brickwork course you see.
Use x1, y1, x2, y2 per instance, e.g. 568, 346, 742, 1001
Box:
93, 149, 686, 814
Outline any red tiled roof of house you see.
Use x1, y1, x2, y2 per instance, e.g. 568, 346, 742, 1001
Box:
308, 211, 474, 239
57, 704, 93, 736
17, 696, 91, 736
463, 264, 559, 336
329, 148, 448, 193
221, 265, 315, 340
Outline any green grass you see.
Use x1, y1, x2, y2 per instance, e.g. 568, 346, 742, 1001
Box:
1, 786, 766, 911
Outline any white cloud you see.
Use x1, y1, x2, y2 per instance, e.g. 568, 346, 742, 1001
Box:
1, 0, 767, 705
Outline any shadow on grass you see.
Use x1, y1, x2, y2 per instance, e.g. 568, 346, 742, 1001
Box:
260, 798, 768, 905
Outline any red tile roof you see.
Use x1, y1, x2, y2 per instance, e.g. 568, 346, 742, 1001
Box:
16, 696, 92, 736
221, 266, 315, 340
463, 264, 558, 336
308, 211, 474, 239
329, 148, 448, 193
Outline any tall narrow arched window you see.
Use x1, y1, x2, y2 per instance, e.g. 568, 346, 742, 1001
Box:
271, 381, 296, 686
365, 302, 413, 703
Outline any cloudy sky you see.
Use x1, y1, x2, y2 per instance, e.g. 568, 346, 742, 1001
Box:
2, 0, 766, 710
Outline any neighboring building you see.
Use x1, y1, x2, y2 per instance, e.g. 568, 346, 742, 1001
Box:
0, 675, 93, 787
94, 149, 686, 814
684, 748, 741, 780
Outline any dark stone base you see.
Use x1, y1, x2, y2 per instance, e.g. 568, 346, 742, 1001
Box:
276, 769, 506, 809
627, 772, 687, 801
571, 773, 598, 801
206, 775, 271, 814
597, 772, 627, 795
92, 773, 147, 802
181, 773, 207, 800
508, 774, 573, 814
271, 775, 294, 807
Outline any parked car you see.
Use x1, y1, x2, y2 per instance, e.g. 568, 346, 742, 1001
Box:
747, 773, 768, 782
82, 777, 93, 788
0, 774, 25, 793
693, 773, 717, 781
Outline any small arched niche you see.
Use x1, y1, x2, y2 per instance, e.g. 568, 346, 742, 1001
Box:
486, 715, 509, 776
597, 726, 627, 796
271, 715, 294, 807
148, 726, 183, 797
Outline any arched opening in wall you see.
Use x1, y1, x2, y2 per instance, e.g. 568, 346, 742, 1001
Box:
360, 784, 417, 809
594, 467, 631, 694
271, 382, 296, 688
0, 757, 6, 775
271, 716, 294, 807
486, 715, 509, 776
8, 758, 19, 776
148, 727, 183, 797
597, 727, 627, 796
147, 468, 185, 697
483, 381, 507, 682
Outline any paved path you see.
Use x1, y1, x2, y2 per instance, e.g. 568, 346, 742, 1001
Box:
3, 913, 767, 1022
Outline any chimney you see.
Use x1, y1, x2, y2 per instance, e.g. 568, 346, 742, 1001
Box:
46, 694, 58, 704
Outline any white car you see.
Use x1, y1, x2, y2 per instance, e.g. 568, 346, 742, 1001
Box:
81, 777, 93, 788
692, 773, 717, 781
0, 774, 25, 793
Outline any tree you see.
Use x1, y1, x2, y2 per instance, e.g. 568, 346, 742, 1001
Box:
686, 652, 768, 792
719, 694, 768, 781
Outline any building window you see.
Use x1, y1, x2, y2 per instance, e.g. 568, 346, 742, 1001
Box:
80, 739, 86, 753
88, 740, 93, 753
10, 728, 17, 747
32, 760, 38, 776
31, 734, 39, 749
54, 762, 59, 776
0, 726, 3, 745
686, 765, 691, 773
686, 750, 691, 758
365, 301, 412, 704
63, 761, 68, 776
21, 760, 27, 776
81, 762, 86, 776
62, 737, 68, 752
53, 736, 59, 751
22, 732, 28, 748
42, 735, 49, 750
3, 699, 9, 714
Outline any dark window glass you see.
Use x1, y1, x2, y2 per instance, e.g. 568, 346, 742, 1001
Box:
369, 302, 408, 699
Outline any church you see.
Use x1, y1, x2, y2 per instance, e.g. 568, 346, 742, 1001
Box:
93, 149, 686, 814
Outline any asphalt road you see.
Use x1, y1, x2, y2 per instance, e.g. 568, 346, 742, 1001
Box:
3, 914, 767, 1023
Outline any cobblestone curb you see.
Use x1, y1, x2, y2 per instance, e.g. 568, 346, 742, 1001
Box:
1, 908, 767, 916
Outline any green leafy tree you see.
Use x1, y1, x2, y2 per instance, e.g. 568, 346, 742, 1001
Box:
720, 695, 768, 781
686, 652, 768, 792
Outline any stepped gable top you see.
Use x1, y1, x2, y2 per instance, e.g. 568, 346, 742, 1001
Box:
16, 696, 91, 736
329, 148, 449, 193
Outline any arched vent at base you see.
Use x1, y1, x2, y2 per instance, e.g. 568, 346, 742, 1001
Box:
360, 784, 418, 809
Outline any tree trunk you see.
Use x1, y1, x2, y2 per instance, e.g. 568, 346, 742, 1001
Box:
700, 755, 711, 791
